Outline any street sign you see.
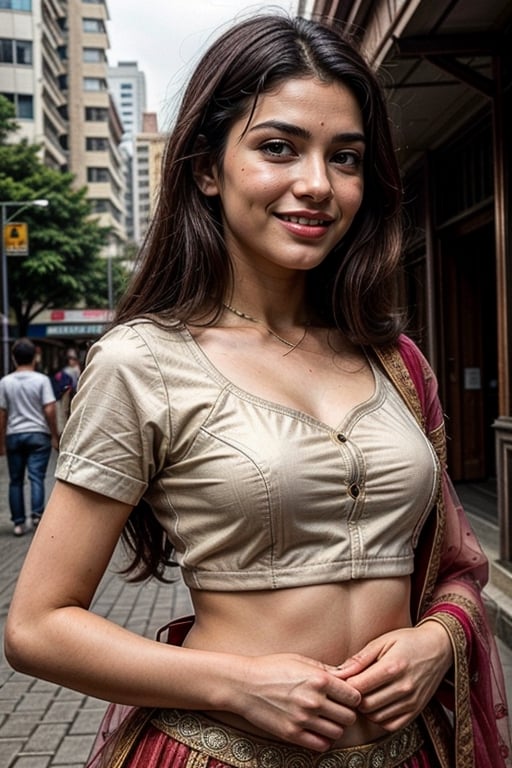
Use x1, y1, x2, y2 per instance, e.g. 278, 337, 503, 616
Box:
3, 222, 29, 256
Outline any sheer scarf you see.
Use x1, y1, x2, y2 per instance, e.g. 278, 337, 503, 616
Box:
375, 335, 511, 768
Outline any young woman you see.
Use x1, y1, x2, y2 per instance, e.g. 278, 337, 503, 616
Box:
5, 14, 510, 768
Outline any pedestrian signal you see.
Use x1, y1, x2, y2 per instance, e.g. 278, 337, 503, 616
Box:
3, 222, 29, 256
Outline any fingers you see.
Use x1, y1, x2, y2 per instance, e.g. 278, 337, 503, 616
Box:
239, 655, 362, 750
278, 678, 360, 751
333, 641, 385, 680
345, 656, 407, 694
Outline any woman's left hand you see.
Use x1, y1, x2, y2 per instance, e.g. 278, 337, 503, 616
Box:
334, 620, 453, 730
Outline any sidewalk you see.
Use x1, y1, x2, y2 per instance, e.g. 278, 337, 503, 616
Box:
0, 452, 192, 767
1, 456, 511, 766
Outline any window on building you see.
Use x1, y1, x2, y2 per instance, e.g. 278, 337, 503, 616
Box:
90, 199, 108, 212
87, 167, 110, 183
120, 83, 133, 90
1, 92, 34, 119
0, 40, 12, 63
86, 137, 109, 151
0, 0, 32, 9
0, 39, 32, 64
85, 106, 108, 121
82, 18, 105, 33
17, 93, 33, 118
83, 47, 104, 63
15, 40, 32, 64
83, 77, 105, 91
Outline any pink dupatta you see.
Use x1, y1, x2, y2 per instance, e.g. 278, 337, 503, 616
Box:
375, 334, 511, 768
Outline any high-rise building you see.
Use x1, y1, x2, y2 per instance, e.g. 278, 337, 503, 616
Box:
133, 111, 165, 245
0, 0, 125, 252
107, 60, 146, 150
107, 61, 147, 241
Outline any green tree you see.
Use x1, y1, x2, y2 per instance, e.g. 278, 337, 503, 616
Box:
0, 95, 130, 336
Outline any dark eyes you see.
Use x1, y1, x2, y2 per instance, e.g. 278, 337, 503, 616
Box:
260, 140, 362, 168
332, 150, 362, 168
260, 140, 293, 157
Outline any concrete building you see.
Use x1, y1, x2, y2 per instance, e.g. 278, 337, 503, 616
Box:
133, 111, 165, 245
0, 0, 125, 251
107, 61, 147, 241
309, 0, 512, 582
107, 59, 146, 149
0, 0, 67, 170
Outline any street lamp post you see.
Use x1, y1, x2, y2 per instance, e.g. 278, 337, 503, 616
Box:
0, 199, 49, 376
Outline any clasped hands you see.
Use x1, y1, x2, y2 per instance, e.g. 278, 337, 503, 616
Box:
334, 619, 453, 729
240, 620, 453, 752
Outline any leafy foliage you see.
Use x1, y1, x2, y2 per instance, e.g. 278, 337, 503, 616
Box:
0, 95, 130, 336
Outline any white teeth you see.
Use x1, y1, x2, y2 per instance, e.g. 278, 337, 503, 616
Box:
282, 215, 328, 226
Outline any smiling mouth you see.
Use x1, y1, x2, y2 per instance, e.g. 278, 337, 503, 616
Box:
278, 214, 332, 227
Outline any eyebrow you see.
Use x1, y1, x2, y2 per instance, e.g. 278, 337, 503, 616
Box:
248, 119, 366, 144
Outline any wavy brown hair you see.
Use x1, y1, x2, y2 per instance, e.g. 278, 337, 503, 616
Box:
116, 13, 405, 581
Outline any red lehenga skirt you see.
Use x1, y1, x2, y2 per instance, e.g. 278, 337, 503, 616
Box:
87, 704, 441, 768
124, 709, 440, 768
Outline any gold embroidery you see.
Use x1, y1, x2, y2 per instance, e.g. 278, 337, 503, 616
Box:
428, 592, 483, 632
185, 751, 209, 768
152, 709, 424, 768
371, 343, 446, 616
421, 702, 453, 768
420, 493, 446, 616
429, 423, 448, 470
424, 613, 475, 768
372, 345, 426, 431
94, 708, 155, 768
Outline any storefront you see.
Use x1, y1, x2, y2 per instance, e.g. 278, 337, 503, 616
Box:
26, 308, 112, 373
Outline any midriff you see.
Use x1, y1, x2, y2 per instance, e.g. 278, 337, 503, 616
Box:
184, 576, 412, 747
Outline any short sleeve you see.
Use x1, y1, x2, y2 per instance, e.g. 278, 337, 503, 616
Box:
41, 375, 56, 405
55, 324, 171, 505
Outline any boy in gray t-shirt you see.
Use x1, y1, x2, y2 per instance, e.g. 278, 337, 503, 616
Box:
0, 338, 59, 535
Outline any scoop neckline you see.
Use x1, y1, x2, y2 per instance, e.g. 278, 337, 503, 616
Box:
179, 324, 382, 433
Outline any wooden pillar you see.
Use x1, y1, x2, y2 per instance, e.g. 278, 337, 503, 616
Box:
493, 53, 512, 559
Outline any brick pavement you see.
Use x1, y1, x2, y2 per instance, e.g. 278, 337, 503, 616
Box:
0, 452, 192, 767
1, 452, 511, 766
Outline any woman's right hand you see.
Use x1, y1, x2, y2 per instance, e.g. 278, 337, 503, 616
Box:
228, 653, 361, 751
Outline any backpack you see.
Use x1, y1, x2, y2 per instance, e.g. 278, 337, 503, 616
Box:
51, 369, 74, 400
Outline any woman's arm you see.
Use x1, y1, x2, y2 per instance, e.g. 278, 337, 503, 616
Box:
5, 479, 361, 751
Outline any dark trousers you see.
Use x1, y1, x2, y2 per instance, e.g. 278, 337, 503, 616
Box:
6, 432, 52, 524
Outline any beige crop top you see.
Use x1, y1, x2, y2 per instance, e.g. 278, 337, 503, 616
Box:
56, 319, 441, 591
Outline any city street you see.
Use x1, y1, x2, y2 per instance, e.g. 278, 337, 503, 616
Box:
0, 453, 511, 766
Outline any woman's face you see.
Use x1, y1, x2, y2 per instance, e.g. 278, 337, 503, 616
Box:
198, 76, 365, 279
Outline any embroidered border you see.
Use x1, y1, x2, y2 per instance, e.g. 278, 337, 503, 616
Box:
372, 345, 426, 432
421, 612, 474, 768
152, 709, 424, 768
371, 343, 446, 616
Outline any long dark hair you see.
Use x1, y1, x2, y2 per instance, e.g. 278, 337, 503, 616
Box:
117, 13, 405, 581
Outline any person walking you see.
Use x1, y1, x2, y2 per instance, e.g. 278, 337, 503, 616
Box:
0, 337, 59, 535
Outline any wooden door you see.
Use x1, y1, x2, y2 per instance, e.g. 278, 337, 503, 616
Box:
440, 222, 497, 481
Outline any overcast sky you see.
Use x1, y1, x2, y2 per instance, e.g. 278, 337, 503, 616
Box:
106, 1, 299, 130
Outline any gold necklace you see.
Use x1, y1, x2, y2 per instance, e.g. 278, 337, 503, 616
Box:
222, 302, 309, 355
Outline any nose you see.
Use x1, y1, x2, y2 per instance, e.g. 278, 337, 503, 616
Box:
292, 155, 333, 202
